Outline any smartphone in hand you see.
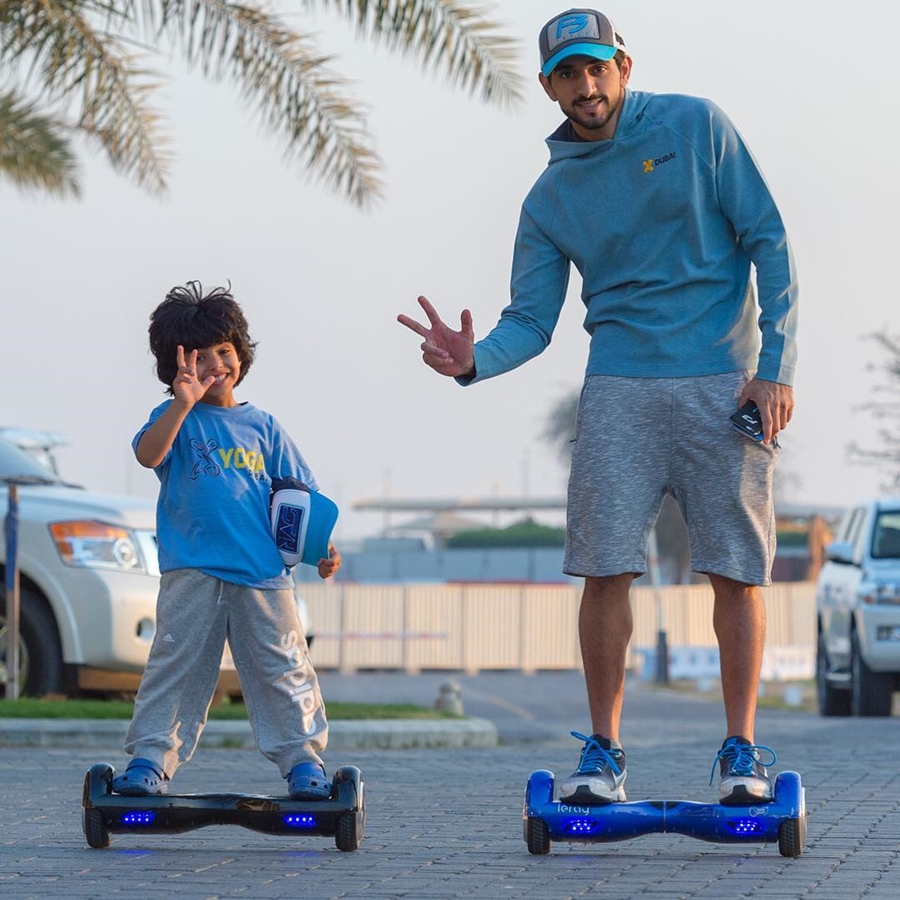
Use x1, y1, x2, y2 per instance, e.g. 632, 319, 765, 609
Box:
730, 400, 763, 442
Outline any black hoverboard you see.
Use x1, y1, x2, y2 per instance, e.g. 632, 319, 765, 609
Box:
81, 763, 365, 851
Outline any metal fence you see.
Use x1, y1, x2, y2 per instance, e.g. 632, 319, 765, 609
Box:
301, 581, 816, 677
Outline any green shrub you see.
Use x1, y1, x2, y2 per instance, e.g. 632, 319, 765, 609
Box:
446, 518, 566, 549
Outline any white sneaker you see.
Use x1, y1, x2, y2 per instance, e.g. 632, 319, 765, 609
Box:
713, 736, 776, 805
557, 731, 627, 803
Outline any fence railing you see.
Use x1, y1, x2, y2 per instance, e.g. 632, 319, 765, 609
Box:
301, 581, 817, 677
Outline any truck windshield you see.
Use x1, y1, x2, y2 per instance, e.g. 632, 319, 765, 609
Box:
872, 511, 900, 559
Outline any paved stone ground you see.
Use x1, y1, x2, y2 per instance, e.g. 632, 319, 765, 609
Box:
2, 676, 899, 899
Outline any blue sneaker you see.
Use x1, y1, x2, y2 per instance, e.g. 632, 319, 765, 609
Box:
557, 731, 627, 803
287, 762, 331, 800
712, 736, 777, 805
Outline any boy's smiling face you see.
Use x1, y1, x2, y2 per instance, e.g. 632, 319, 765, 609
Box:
195, 342, 241, 407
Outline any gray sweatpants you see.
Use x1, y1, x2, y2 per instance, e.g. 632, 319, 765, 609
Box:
124, 568, 328, 779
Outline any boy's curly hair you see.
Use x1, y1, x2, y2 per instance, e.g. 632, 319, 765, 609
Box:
149, 281, 257, 394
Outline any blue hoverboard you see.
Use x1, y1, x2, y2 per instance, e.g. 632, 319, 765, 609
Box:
81, 763, 365, 851
523, 769, 806, 857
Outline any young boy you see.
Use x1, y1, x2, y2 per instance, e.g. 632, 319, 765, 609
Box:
113, 281, 340, 799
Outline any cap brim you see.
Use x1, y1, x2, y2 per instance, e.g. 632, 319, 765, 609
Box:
271, 486, 339, 568
542, 43, 617, 77
300, 490, 339, 567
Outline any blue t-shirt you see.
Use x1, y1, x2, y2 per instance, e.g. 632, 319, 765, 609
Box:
134, 401, 318, 589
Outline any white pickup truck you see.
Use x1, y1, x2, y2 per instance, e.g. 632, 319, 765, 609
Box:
1, 431, 313, 697
1, 432, 161, 695
816, 497, 900, 716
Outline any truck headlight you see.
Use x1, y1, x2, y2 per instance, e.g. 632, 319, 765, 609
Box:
859, 582, 900, 605
49, 522, 147, 573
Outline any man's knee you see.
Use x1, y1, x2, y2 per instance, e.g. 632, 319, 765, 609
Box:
583, 573, 635, 605
708, 572, 762, 601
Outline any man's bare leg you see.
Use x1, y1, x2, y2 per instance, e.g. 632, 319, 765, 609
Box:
579, 573, 635, 740
557, 573, 634, 801
709, 573, 766, 741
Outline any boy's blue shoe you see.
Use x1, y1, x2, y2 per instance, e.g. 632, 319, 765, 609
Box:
712, 736, 777, 805
557, 731, 627, 803
287, 762, 332, 800
112, 758, 167, 796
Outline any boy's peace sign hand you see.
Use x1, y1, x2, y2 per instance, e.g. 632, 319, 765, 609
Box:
172, 345, 215, 406
397, 296, 476, 379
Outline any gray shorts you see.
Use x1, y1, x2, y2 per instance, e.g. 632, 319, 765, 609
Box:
563, 372, 779, 586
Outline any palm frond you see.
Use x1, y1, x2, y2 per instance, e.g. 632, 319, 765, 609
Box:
146, 1, 382, 207
1, 1, 522, 205
308, 0, 523, 107
0, 89, 80, 196
1, 0, 172, 194
541, 387, 579, 464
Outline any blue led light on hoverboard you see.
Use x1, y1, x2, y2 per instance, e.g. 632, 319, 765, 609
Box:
283, 813, 317, 828
121, 811, 156, 826
727, 818, 765, 835
564, 818, 599, 835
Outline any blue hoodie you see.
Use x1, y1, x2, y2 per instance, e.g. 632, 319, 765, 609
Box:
467, 89, 798, 386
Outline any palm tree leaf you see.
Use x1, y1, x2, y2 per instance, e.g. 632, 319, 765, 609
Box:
307, 0, 523, 107
1, 1, 522, 204
1, 0, 172, 194
541, 387, 579, 463
134, 1, 383, 206
0, 89, 80, 196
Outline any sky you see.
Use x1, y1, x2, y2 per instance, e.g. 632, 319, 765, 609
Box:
2, 0, 899, 542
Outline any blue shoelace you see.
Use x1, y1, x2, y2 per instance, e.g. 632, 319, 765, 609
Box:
709, 741, 777, 784
571, 731, 624, 776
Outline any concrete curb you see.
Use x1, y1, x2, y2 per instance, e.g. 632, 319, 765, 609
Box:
0, 716, 498, 751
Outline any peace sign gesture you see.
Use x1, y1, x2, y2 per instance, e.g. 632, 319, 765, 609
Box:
397, 296, 476, 379
172, 345, 215, 407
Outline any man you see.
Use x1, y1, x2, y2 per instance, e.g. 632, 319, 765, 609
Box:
398, 8, 797, 805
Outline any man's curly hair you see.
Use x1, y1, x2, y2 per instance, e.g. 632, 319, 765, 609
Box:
149, 281, 257, 394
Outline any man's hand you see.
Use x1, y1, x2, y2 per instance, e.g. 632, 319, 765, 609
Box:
397, 296, 476, 378
739, 378, 794, 445
172, 345, 215, 406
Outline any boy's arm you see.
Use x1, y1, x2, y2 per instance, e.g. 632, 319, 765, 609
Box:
136, 346, 214, 468
135, 400, 193, 468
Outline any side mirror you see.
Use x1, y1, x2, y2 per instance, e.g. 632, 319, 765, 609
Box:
825, 540, 856, 565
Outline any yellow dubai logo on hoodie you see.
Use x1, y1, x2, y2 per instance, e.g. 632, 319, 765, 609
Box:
643, 151, 677, 175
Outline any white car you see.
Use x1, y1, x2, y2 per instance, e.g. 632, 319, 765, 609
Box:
1, 431, 312, 697
816, 498, 900, 716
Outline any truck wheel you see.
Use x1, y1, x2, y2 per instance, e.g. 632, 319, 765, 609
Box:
817, 631, 851, 716
0, 586, 65, 696
850, 628, 894, 717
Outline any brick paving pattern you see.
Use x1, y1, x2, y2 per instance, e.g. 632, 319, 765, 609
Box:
1, 676, 899, 899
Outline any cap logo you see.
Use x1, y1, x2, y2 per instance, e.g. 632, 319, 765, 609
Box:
548, 13, 600, 51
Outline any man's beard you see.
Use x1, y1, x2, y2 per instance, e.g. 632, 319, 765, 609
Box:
565, 89, 622, 133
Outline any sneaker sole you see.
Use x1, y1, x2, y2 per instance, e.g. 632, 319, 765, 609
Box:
719, 784, 773, 806
558, 784, 626, 805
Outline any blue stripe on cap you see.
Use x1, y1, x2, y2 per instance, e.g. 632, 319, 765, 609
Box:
542, 42, 617, 77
